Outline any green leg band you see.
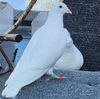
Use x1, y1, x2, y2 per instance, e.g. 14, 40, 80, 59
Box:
50, 74, 57, 78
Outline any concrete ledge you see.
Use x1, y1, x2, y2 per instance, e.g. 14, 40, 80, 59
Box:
17, 70, 100, 99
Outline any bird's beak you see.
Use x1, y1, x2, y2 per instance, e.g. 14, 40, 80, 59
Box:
66, 8, 72, 14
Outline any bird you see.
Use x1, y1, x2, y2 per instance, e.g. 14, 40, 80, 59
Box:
47, 29, 84, 80
46, 28, 84, 80
2, 2, 72, 98
54, 29, 84, 70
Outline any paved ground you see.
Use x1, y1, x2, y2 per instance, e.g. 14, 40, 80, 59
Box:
17, 70, 100, 99
1, 70, 100, 99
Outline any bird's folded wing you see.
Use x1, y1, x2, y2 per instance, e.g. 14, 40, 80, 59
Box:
5, 32, 52, 86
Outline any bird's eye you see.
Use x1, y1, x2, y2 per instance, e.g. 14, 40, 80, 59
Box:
59, 5, 62, 8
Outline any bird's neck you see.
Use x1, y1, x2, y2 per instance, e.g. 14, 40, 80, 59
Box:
46, 12, 64, 29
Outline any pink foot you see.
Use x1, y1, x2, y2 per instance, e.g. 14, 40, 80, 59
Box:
47, 74, 65, 81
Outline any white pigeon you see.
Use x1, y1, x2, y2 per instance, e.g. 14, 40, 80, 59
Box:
47, 29, 84, 77
2, 2, 72, 98
54, 29, 84, 71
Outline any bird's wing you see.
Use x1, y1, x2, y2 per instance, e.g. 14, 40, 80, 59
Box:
63, 28, 71, 38
2, 25, 65, 97
54, 28, 73, 70
5, 28, 55, 86
63, 28, 73, 45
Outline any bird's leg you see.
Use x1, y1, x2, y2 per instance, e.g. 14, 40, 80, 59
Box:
47, 68, 65, 80
47, 73, 65, 80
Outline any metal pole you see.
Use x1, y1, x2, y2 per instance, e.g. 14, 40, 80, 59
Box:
0, 46, 14, 72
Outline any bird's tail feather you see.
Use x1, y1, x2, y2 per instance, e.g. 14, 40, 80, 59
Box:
2, 85, 21, 98
2, 69, 49, 98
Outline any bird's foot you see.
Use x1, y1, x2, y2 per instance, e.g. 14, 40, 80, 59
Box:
47, 73, 65, 80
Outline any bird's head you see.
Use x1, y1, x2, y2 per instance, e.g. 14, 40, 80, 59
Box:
51, 2, 72, 15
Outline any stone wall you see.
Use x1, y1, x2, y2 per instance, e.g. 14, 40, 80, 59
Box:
64, 0, 100, 71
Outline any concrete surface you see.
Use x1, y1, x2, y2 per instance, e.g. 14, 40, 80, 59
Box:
1, 70, 100, 99
17, 70, 100, 99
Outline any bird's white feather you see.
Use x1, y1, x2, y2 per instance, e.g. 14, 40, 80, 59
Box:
2, 2, 69, 98
33, 0, 60, 11
54, 29, 84, 70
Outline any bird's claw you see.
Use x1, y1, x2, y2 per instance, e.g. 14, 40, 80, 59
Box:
47, 73, 65, 80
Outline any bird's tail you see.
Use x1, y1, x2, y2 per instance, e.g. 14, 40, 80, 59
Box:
2, 85, 21, 98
